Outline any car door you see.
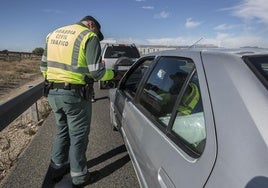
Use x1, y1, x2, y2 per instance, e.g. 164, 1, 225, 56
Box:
120, 53, 217, 187
112, 56, 155, 131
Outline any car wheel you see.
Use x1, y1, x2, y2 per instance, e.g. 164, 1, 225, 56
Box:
99, 80, 116, 89
99, 80, 105, 89
112, 125, 118, 131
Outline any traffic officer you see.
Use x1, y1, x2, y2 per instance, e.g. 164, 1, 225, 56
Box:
169, 72, 200, 115
177, 82, 200, 115
40, 15, 114, 187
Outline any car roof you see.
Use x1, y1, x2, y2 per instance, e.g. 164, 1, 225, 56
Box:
142, 47, 268, 57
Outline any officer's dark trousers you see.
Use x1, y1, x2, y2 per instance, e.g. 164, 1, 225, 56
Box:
48, 88, 91, 184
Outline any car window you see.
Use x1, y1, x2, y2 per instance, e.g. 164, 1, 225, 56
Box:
139, 56, 206, 156
104, 46, 140, 59
243, 55, 268, 89
139, 56, 194, 124
171, 72, 206, 155
122, 58, 154, 98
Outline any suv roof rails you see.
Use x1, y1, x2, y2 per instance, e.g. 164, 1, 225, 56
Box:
105, 43, 137, 46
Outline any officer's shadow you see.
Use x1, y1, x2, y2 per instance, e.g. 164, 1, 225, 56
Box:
94, 96, 109, 102
42, 144, 130, 188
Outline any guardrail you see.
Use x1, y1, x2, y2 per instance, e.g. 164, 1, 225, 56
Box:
0, 82, 44, 132
0, 51, 41, 62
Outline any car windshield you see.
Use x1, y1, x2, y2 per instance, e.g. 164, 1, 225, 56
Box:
244, 55, 268, 89
104, 46, 140, 59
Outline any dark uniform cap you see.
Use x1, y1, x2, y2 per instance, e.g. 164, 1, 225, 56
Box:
81, 15, 104, 41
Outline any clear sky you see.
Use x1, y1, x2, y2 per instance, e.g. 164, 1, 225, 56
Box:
1, 0, 268, 52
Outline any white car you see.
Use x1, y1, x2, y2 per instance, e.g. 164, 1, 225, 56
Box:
109, 48, 268, 188
99, 43, 140, 89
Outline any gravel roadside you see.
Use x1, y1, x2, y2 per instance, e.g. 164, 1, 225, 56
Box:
0, 75, 51, 183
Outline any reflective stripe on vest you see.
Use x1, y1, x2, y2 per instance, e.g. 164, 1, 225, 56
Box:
47, 60, 89, 73
178, 83, 200, 115
70, 30, 90, 66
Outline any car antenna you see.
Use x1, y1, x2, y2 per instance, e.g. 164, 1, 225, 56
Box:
188, 37, 203, 48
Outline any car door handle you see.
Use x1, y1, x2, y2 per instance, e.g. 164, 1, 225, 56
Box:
158, 167, 175, 188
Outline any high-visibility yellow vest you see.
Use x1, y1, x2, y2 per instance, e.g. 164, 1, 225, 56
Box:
41, 23, 113, 84
178, 83, 200, 115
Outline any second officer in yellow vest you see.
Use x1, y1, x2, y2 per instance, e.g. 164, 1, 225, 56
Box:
40, 15, 113, 187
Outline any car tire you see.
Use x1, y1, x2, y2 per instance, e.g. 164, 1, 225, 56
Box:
114, 57, 133, 72
112, 125, 118, 131
99, 80, 105, 89
99, 80, 117, 89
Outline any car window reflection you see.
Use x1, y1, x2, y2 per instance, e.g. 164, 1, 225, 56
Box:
140, 57, 193, 122
124, 59, 153, 97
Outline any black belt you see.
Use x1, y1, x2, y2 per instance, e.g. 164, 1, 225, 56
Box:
50, 82, 84, 90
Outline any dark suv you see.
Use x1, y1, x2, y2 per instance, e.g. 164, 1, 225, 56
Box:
99, 43, 140, 89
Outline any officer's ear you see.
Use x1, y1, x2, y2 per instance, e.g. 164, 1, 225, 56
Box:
87, 21, 96, 31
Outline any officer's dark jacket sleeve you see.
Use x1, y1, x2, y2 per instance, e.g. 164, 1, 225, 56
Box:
85, 36, 105, 80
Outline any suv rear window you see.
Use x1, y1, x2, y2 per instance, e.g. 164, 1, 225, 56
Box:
243, 55, 268, 89
104, 46, 140, 59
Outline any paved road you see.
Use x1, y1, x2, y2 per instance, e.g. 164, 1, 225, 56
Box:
0, 84, 140, 188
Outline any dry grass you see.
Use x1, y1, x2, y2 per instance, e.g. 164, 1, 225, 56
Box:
0, 60, 41, 94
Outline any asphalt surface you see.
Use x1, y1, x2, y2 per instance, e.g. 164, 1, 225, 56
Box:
0, 84, 140, 188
